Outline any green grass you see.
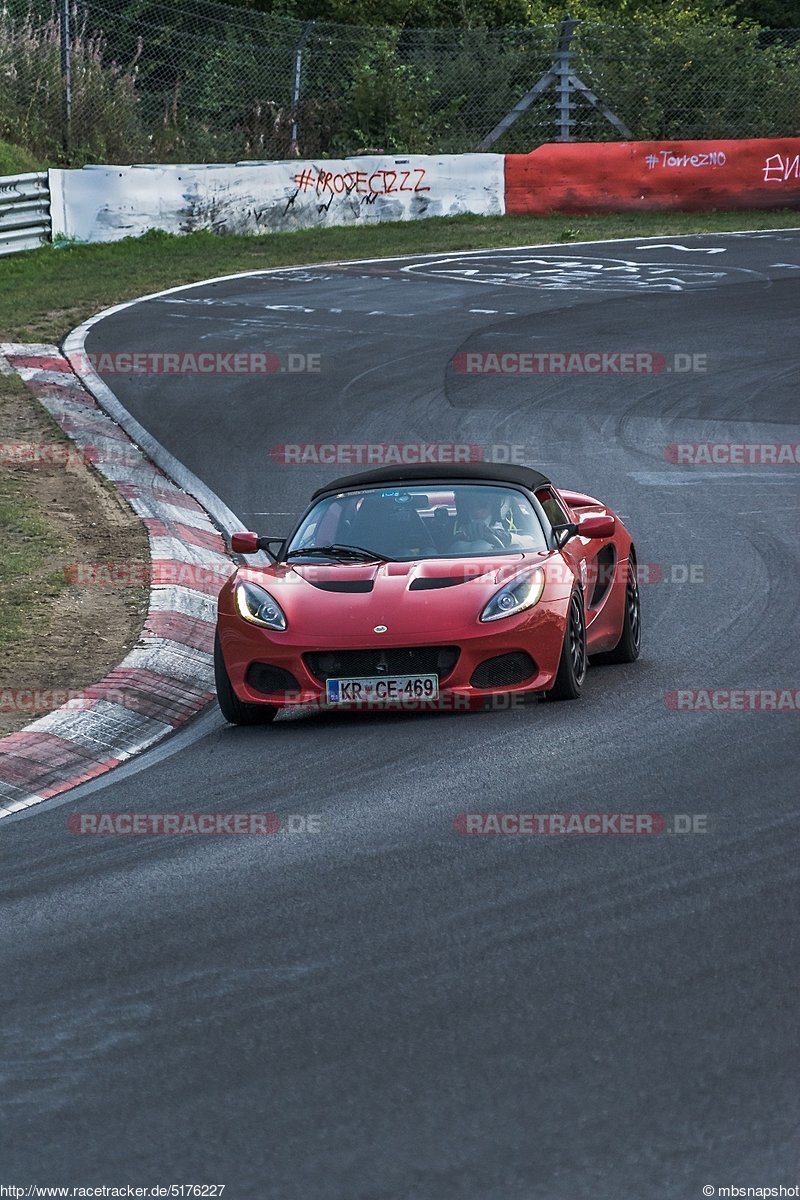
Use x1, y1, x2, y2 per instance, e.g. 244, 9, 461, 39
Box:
0, 138, 43, 176
0, 468, 67, 654
0, 372, 75, 656
2, 209, 800, 342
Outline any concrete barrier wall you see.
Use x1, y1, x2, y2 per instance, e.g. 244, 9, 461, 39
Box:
46, 140, 800, 246
49, 155, 506, 243
505, 139, 800, 214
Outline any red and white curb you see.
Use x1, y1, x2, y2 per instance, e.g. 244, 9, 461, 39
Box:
0, 343, 234, 819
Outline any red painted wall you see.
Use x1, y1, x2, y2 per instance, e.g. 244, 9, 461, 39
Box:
505, 139, 800, 214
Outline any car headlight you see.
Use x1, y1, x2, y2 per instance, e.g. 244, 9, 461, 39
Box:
234, 580, 287, 630
480, 568, 545, 623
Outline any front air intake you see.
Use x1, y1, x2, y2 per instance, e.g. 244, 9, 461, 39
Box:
305, 646, 460, 683
470, 652, 537, 689
246, 663, 301, 695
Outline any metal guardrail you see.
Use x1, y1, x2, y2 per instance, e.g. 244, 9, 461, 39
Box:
0, 173, 51, 255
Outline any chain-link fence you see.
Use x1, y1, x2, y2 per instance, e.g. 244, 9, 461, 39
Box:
1, 0, 799, 165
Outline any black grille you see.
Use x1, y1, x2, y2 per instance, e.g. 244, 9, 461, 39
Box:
305, 646, 459, 683
246, 663, 301, 695
470, 652, 537, 689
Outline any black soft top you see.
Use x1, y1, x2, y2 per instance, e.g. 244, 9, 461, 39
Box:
311, 462, 551, 499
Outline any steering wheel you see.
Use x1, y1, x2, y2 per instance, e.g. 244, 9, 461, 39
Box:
459, 520, 509, 550
483, 527, 510, 550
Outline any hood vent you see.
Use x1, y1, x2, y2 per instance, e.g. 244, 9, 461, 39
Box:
306, 579, 374, 593
409, 576, 468, 591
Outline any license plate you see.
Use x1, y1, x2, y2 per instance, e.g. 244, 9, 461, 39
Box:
326, 674, 439, 704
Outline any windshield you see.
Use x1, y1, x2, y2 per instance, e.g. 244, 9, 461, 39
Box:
285, 484, 547, 561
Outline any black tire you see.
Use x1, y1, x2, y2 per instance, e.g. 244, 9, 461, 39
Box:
214, 633, 278, 726
546, 590, 587, 701
597, 555, 641, 665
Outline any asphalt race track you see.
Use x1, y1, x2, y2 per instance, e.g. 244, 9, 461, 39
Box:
2, 233, 799, 1198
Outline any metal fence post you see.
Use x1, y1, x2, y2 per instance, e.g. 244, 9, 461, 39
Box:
60, 0, 72, 156
555, 16, 578, 142
477, 12, 632, 150
289, 20, 313, 157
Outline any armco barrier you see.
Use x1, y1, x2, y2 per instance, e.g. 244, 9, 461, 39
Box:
0, 173, 51, 255
49, 155, 506, 243
505, 138, 800, 214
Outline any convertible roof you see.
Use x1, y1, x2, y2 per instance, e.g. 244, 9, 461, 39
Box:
311, 463, 551, 499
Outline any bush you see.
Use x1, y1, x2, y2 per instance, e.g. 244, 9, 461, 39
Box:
0, 4, 144, 164
332, 36, 461, 153
0, 0, 798, 165
572, 15, 800, 142
0, 137, 42, 174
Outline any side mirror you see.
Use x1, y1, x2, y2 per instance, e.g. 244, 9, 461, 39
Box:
231, 531, 260, 554
552, 522, 579, 547
579, 514, 616, 539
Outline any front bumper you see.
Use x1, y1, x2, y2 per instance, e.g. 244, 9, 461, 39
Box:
216, 600, 569, 711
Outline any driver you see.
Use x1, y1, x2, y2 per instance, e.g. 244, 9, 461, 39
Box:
453, 493, 513, 551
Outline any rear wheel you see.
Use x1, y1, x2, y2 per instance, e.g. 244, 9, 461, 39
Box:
598, 555, 641, 664
546, 591, 587, 701
214, 633, 278, 726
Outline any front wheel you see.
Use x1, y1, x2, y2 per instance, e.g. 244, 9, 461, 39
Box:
214, 633, 278, 726
546, 591, 587, 701
597, 556, 641, 664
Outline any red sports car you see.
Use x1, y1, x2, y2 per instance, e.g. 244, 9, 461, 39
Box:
214, 464, 641, 724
